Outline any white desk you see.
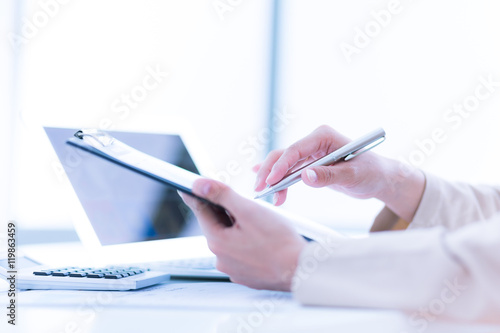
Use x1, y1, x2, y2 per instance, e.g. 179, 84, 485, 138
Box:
1, 243, 500, 333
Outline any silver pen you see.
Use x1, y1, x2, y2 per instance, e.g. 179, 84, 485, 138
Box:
254, 128, 386, 199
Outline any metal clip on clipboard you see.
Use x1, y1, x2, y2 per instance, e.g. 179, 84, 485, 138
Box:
74, 129, 116, 148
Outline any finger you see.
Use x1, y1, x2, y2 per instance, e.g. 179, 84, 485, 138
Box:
302, 163, 357, 188
251, 163, 261, 173
192, 178, 246, 215
179, 190, 197, 208
272, 189, 288, 206
179, 191, 228, 235
254, 149, 283, 192
266, 125, 346, 185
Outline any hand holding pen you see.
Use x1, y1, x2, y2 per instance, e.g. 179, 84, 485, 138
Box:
254, 126, 387, 206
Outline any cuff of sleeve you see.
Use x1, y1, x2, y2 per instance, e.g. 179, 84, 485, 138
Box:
409, 172, 444, 230
291, 241, 337, 306
371, 172, 445, 232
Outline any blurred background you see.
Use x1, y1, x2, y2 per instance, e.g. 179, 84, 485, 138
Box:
1, 0, 500, 244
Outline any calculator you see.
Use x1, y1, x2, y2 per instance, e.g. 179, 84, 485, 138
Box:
0, 254, 170, 291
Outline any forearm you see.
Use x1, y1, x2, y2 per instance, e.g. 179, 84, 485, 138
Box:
293, 228, 462, 311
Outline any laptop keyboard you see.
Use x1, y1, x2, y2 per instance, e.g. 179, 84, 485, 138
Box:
33, 266, 147, 279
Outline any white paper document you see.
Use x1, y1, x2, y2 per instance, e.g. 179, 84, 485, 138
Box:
17, 281, 295, 311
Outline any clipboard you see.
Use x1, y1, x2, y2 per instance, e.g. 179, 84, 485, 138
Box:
65, 129, 349, 240
67, 129, 231, 224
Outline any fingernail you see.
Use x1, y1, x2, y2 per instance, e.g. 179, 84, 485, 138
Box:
254, 176, 261, 191
272, 193, 279, 205
306, 169, 317, 183
199, 182, 211, 196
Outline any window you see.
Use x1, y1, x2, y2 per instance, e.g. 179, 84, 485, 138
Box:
8, 0, 272, 229
5, 0, 500, 235
274, 0, 500, 230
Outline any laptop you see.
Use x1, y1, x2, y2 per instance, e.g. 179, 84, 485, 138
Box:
43, 124, 228, 280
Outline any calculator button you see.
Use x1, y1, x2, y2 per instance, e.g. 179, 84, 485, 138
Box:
33, 266, 149, 279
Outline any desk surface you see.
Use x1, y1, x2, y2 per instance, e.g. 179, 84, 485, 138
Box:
2, 285, 500, 333
1, 243, 500, 333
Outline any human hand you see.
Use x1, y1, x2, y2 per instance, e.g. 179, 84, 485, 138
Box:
254, 125, 393, 204
180, 179, 307, 291
253, 125, 425, 222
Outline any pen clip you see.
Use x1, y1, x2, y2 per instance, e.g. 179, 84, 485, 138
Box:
74, 129, 115, 148
344, 136, 385, 161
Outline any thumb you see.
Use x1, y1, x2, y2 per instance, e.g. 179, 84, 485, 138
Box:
192, 178, 242, 213
301, 165, 353, 188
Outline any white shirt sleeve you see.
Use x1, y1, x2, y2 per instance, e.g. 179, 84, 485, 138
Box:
292, 172, 500, 322
410, 172, 500, 230
371, 172, 500, 232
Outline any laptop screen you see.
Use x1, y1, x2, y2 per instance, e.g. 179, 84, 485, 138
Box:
45, 127, 202, 246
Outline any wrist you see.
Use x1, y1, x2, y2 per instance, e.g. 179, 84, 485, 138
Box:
375, 158, 426, 222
